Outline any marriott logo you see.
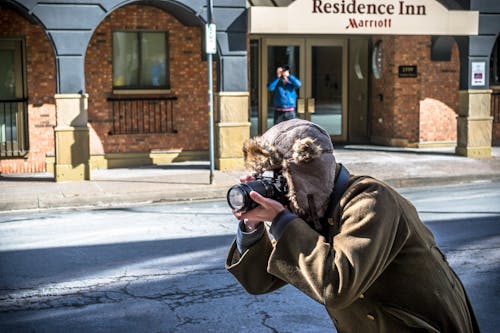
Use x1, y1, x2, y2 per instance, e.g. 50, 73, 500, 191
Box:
312, 0, 427, 30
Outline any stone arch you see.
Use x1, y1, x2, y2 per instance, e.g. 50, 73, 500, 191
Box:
84, 1, 216, 168
431, 36, 456, 61
0, 2, 57, 173
490, 34, 500, 145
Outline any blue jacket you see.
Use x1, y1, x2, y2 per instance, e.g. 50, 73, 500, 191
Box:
267, 75, 302, 109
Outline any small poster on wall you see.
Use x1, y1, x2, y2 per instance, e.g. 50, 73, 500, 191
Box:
471, 61, 486, 86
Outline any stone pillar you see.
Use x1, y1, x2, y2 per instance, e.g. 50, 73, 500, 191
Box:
215, 92, 250, 170
54, 94, 90, 181
456, 90, 493, 158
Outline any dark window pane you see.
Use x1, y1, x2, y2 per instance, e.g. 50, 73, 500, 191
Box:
0, 49, 16, 99
113, 31, 169, 89
141, 32, 167, 87
113, 32, 139, 87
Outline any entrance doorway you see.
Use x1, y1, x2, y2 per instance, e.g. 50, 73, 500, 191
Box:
250, 37, 368, 142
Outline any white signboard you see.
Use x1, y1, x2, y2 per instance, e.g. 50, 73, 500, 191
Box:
471, 62, 486, 86
249, 0, 479, 35
205, 24, 217, 54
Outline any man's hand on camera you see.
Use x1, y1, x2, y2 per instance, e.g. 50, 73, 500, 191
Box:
276, 67, 283, 78
233, 191, 285, 232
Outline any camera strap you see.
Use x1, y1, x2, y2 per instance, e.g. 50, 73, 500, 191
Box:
332, 163, 350, 209
320, 163, 350, 239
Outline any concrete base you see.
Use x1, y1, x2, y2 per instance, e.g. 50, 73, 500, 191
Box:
455, 146, 492, 158
416, 141, 456, 148
91, 150, 208, 169
54, 94, 90, 182
456, 90, 493, 158
54, 126, 90, 181
215, 92, 250, 170
48, 151, 209, 173
371, 136, 417, 148
216, 157, 245, 170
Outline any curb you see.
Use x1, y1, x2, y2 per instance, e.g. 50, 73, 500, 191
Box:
1, 174, 499, 213
383, 174, 500, 189
0, 186, 230, 213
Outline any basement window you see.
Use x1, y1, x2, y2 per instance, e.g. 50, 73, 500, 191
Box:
112, 31, 170, 93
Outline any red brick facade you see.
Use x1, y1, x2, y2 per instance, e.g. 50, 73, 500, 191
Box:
0, 6, 56, 173
493, 88, 500, 145
370, 35, 459, 146
1, 4, 496, 176
85, 4, 211, 155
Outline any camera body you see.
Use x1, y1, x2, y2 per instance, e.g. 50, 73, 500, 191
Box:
227, 170, 289, 212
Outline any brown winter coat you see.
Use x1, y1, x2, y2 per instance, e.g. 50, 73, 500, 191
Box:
226, 174, 479, 332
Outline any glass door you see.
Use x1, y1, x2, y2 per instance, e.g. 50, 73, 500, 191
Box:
260, 38, 305, 133
258, 37, 347, 140
305, 38, 347, 141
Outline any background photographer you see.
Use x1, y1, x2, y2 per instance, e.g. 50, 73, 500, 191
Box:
267, 65, 302, 125
225, 119, 479, 332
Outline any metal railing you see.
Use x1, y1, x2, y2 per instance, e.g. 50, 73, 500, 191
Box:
107, 96, 178, 135
0, 98, 29, 158
492, 90, 500, 123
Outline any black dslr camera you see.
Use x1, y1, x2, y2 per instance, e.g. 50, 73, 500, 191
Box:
227, 170, 289, 212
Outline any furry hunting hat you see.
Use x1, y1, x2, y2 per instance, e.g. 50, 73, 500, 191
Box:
243, 119, 336, 223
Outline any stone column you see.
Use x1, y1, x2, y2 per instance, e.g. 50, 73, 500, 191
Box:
456, 90, 493, 158
215, 92, 250, 170
54, 94, 90, 181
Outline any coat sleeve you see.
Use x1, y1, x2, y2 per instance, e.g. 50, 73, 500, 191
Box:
225, 230, 287, 295
288, 75, 302, 88
267, 77, 280, 91
267, 179, 411, 309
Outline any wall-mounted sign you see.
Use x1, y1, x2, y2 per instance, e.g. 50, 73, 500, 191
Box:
205, 24, 217, 54
398, 65, 417, 78
249, 0, 479, 35
471, 61, 485, 86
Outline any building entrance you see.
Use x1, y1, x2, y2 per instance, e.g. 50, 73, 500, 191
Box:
250, 37, 368, 142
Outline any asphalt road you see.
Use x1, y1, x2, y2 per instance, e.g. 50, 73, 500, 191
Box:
0, 181, 499, 333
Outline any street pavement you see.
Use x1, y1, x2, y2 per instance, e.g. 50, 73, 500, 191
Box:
1, 145, 500, 212
0, 183, 499, 332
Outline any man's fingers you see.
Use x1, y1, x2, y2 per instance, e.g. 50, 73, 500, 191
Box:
249, 191, 268, 207
239, 174, 254, 183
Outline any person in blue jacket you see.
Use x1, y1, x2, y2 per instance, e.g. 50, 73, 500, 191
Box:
268, 65, 302, 125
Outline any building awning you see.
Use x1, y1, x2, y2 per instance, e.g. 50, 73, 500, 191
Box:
249, 0, 478, 35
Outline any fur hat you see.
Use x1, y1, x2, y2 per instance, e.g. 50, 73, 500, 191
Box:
243, 119, 336, 224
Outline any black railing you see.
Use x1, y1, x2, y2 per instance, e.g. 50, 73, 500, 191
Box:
0, 98, 29, 158
107, 96, 178, 135
492, 90, 500, 123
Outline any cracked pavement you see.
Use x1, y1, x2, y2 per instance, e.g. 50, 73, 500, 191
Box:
1, 182, 500, 332
0, 201, 332, 332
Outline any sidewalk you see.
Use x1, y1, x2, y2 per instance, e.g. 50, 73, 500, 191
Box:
1, 145, 499, 212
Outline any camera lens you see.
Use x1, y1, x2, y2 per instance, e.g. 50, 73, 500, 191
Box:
227, 186, 246, 211
227, 183, 254, 212
226, 179, 277, 212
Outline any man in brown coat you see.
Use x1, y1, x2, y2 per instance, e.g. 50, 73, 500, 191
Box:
225, 119, 479, 332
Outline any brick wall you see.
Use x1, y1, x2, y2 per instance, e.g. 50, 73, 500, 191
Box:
494, 123, 500, 146
419, 39, 459, 143
370, 36, 396, 144
0, 5, 56, 174
493, 89, 500, 145
85, 4, 211, 155
370, 35, 459, 146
